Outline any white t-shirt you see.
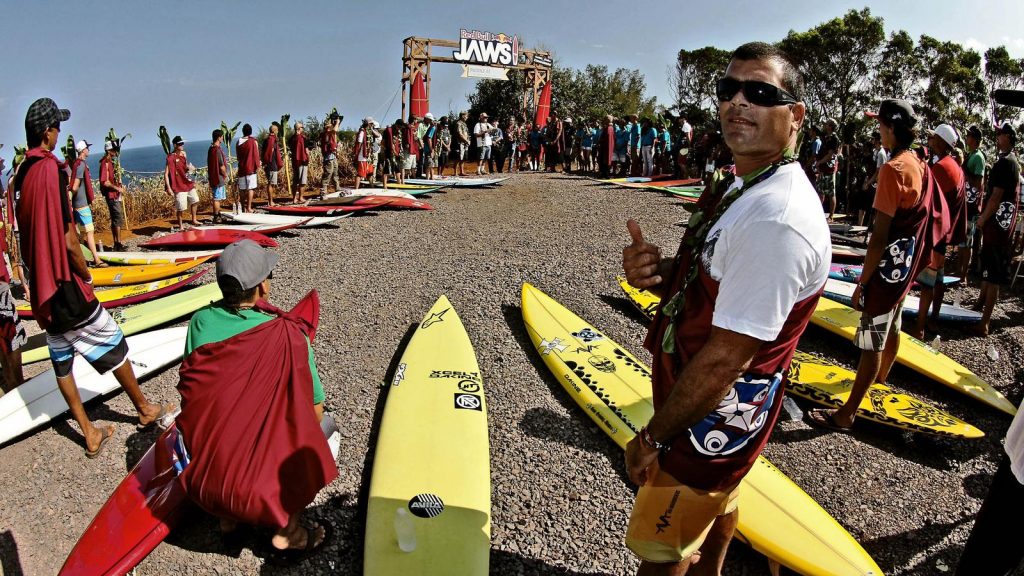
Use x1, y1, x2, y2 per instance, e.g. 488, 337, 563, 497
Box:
474, 123, 493, 147
1006, 401, 1024, 483
701, 163, 831, 342
874, 147, 888, 169
356, 130, 368, 162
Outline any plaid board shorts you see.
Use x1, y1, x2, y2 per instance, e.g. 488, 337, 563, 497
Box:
626, 459, 740, 563
0, 282, 28, 355
855, 299, 904, 351
47, 304, 128, 378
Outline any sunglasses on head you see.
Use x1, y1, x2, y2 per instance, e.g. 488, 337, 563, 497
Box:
716, 77, 798, 107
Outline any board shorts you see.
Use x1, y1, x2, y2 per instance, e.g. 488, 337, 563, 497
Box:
455, 143, 468, 161
817, 173, 837, 197
105, 197, 125, 228
959, 216, 979, 249
211, 185, 226, 201
855, 299, 904, 352
357, 161, 374, 178
297, 165, 308, 186
402, 153, 416, 171
614, 152, 627, 163
46, 304, 128, 379
265, 168, 279, 186
626, 459, 741, 563
73, 206, 95, 233
0, 282, 27, 355
916, 266, 945, 289
478, 145, 492, 160
174, 188, 199, 212
238, 173, 258, 191
981, 243, 1010, 284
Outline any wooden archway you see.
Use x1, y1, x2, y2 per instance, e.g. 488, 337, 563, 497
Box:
401, 36, 552, 120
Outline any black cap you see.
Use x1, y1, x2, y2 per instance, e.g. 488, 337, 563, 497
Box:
966, 125, 983, 139
998, 122, 1016, 141
25, 97, 71, 135
866, 99, 917, 129
172, 136, 185, 146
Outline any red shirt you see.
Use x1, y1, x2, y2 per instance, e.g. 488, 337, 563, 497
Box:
320, 130, 337, 157
291, 133, 309, 166
404, 123, 419, 155
98, 155, 120, 200
932, 155, 966, 247
262, 134, 282, 170
236, 137, 260, 177
166, 153, 194, 193
207, 145, 227, 188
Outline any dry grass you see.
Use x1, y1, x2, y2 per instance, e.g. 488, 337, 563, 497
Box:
86, 144, 356, 233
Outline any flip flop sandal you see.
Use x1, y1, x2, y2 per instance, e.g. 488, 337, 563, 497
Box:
267, 521, 332, 566
84, 425, 116, 459
805, 408, 853, 433
137, 403, 176, 431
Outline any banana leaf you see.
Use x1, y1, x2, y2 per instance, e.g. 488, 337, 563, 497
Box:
158, 126, 172, 155
62, 135, 77, 164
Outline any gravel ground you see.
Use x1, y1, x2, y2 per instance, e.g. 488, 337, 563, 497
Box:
0, 172, 1021, 576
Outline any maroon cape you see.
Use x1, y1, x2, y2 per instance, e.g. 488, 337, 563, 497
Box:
16, 147, 95, 330
175, 290, 336, 528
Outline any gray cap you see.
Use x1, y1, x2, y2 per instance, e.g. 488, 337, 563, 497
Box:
216, 240, 279, 290
25, 97, 70, 135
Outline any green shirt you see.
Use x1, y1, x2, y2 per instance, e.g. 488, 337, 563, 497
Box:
965, 149, 986, 177
185, 304, 325, 404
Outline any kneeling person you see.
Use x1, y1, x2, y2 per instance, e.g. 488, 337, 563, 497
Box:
176, 240, 335, 562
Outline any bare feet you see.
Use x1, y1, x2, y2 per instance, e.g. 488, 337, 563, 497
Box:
272, 522, 326, 551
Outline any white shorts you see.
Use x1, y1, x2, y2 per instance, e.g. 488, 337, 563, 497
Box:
266, 170, 279, 186
174, 189, 199, 212
238, 174, 258, 191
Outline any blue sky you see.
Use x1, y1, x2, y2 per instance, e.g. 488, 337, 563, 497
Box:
2, 0, 1022, 164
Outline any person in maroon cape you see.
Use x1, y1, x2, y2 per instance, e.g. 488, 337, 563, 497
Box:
16, 98, 170, 457
176, 240, 336, 563
622, 43, 828, 574
807, 99, 932, 432
236, 124, 261, 212
289, 121, 310, 203
262, 122, 282, 207
207, 129, 229, 223
164, 135, 199, 230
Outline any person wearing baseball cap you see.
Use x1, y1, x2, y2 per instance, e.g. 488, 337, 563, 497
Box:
474, 112, 493, 175
68, 140, 107, 268
959, 124, 987, 279
352, 117, 376, 190
176, 239, 334, 560
809, 98, 931, 433
164, 135, 199, 230
421, 113, 439, 180
971, 122, 1020, 336
909, 123, 967, 339
814, 117, 841, 221
15, 98, 171, 457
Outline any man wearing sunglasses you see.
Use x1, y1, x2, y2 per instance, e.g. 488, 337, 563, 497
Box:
622, 43, 829, 575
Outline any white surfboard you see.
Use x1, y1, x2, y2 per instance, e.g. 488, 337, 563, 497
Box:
0, 327, 188, 445
823, 278, 982, 323
222, 212, 349, 227
321, 189, 417, 200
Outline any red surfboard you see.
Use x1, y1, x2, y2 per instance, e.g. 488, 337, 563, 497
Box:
142, 229, 277, 249
59, 424, 188, 576
354, 196, 432, 210
265, 204, 378, 215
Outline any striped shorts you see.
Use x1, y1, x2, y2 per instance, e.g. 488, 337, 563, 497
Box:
0, 282, 27, 354
46, 305, 128, 378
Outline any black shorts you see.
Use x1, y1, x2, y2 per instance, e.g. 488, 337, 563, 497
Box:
106, 197, 125, 227
980, 243, 1010, 284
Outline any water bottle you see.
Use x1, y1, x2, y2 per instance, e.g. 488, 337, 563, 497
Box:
953, 293, 962, 308
930, 335, 941, 351
395, 507, 416, 552
97, 240, 104, 252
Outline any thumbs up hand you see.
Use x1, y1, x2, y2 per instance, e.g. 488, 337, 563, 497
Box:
622, 219, 664, 289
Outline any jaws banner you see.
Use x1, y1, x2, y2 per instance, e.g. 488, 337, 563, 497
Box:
452, 29, 520, 67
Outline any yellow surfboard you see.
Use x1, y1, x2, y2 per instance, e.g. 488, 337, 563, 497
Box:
525, 283, 882, 576
87, 257, 211, 287
17, 271, 204, 317
364, 296, 490, 576
617, 277, 984, 439
811, 297, 1016, 416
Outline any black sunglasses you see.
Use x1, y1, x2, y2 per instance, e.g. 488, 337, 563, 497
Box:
716, 77, 798, 107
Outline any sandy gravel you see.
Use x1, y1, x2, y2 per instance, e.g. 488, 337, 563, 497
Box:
0, 172, 1021, 576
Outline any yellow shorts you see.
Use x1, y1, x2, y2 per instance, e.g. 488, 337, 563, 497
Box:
625, 460, 740, 563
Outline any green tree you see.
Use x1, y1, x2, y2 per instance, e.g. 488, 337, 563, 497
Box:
873, 30, 926, 103
915, 35, 986, 129
985, 46, 1024, 127
670, 46, 731, 116
778, 8, 885, 137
